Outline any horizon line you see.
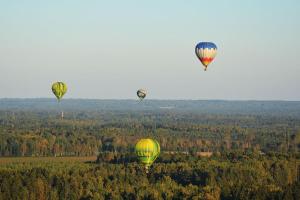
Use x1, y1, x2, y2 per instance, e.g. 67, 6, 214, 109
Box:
0, 98, 299, 102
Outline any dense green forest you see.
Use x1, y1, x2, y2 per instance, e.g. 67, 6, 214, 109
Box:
0, 99, 299, 156
0, 153, 299, 200
0, 99, 299, 199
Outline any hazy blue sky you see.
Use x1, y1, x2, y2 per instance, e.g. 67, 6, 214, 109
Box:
1, 0, 299, 100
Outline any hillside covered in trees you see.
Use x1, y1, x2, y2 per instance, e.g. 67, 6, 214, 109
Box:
0, 99, 299, 199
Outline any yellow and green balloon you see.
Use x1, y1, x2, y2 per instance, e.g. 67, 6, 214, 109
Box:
52, 82, 67, 101
135, 138, 160, 172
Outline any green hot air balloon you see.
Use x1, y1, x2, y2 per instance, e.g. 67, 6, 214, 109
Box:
51, 82, 67, 119
137, 89, 147, 100
135, 138, 160, 173
52, 82, 67, 101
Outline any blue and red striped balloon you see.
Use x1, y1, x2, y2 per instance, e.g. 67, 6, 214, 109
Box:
195, 42, 217, 71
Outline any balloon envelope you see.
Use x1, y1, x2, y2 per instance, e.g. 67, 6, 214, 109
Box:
137, 89, 147, 100
135, 138, 160, 170
52, 82, 67, 101
195, 42, 217, 71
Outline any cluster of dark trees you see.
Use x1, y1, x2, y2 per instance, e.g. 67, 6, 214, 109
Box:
0, 152, 299, 200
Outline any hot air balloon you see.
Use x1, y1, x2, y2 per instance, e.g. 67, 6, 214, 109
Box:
137, 89, 147, 100
51, 82, 67, 119
135, 138, 160, 173
52, 82, 67, 101
195, 42, 217, 71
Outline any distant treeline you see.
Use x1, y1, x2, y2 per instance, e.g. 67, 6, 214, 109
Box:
1, 99, 300, 116
0, 109, 299, 157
